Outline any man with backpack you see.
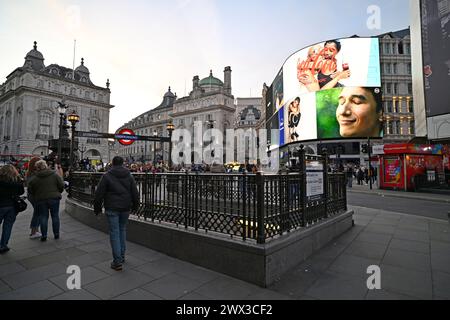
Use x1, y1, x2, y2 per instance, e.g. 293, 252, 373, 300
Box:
94, 156, 139, 271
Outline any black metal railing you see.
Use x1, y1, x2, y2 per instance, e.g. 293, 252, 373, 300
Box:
68, 169, 347, 244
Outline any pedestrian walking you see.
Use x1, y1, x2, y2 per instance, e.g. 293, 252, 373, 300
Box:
0, 165, 25, 253
94, 156, 139, 271
25, 157, 42, 239
346, 164, 353, 188
27, 160, 64, 242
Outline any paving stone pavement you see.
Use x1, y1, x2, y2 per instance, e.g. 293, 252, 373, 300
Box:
0, 198, 449, 300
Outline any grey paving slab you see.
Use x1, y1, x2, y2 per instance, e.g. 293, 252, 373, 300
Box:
304, 271, 368, 300
353, 218, 372, 227
344, 240, 388, 260
397, 222, 429, 233
49, 289, 100, 300
84, 269, 154, 300
119, 254, 148, 268
53, 239, 86, 250
329, 254, 380, 279
334, 226, 365, 246
2, 262, 67, 289
431, 252, 450, 274
134, 258, 183, 279
388, 239, 430, 254
430, 230, 450, 243
174, 265, 221, 285
178, 291, 213, 300
244, 288, 292, 300
355, 232, 393, 246
269, 267, 322, 298
126, 249, 165, 262
364, 224, 396, 235
62, 250, 111, 268
382, 248, 431, 272
0, 280, 63, 300
366, 289, 418, 300
0, 262, 26, 277
78, 241, 111, 253
73, 233, 109, 243
194, 276, 261, 300
18, 247, 87, 269
433, 271, 450, 299
379, 264, 432, 300
393, 229, 430, 243
49, 266, 110, 291
0, 279, 11, 295
370, 218, 400, 227
34, 244, 60, 255
431, 240, 450, 254
141, 273, 205, 300
113, 288, 163, 300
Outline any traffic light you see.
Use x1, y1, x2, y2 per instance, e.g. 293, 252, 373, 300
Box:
361, 144, 368, 154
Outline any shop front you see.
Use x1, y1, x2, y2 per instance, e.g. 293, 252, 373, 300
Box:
379, 144, 447, 191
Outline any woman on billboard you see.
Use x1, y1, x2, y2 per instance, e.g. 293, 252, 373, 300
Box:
336, 87, 383, 138
288, 97, 301, 141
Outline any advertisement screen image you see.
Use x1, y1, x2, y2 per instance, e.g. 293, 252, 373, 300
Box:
267, 37, 382, 148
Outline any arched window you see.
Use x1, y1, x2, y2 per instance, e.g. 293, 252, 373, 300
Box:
5, 111, 11, 139
38, 112, 52, 137
90, 119, 99, 132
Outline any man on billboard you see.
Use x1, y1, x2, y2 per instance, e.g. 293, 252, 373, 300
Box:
335, 87, 383, 138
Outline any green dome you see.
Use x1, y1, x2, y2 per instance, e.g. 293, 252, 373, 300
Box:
199, 70, 223, 87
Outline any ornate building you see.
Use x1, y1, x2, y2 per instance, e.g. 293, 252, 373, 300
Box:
379, 28, 415, 143
0, 41, 113, 161
116, 88, 175, 162
115, 67, 263, 164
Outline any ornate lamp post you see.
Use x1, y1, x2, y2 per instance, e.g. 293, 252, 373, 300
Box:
166, 121, 175, 169
153, 129, 157, 165
57, 99, 68, 162
67, 110, 80, 171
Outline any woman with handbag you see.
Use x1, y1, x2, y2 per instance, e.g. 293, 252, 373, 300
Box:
0, 165, 25, 253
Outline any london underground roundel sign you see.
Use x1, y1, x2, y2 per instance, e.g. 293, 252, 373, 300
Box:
117, 128, 135, 146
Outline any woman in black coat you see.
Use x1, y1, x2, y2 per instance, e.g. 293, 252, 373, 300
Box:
0, 165, 25, 253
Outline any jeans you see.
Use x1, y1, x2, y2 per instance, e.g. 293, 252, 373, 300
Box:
36, 198, 61, 238
0, 206, 16, 249
347, 176, 353, 188
106, 210, 130, 264
29, 200, 40, 230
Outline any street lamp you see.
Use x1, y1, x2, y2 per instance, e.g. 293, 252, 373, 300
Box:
166, 121, 175, 169
57, 99, 68, 163
67, 110, 80, 171
153, 129, 157, 165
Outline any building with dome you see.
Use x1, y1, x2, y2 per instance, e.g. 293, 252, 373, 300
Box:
0, 41, 114, 162
116, 87, 176, 162
116, 66, 263, 164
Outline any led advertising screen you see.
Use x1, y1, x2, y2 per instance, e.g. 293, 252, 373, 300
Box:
266, 37, 382, 147
421, 0, 450, 117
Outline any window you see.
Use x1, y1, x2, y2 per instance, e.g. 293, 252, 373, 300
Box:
386, 121, 393, 135
407, 63, 412, 75
38, 112, 51, 137
393, 83, 398, 94
384, 43, 391, 54
384, 63, 390, 74
409, 121, 415, 135
409, 100, 414, 113
394, 121, 400, 134
85, 91, 90, 99
386, 83, 392, 94
391, 44, 396, 54
398, 42, 404, 54
393, 63, 397, 74
407, 83, 413, 94
405, 44, 411, 55
386, 101, 393, 113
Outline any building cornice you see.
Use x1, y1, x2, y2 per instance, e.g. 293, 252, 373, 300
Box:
0, 86, 114, 109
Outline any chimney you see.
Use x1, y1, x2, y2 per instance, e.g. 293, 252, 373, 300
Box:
193, 75, 199, 90
224, 66, 232, 94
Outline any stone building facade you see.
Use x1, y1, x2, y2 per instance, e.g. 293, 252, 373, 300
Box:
0, 42, 113, 161
116, 67, 263, 164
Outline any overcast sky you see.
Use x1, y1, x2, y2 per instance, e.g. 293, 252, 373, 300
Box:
0, 0, 411, 132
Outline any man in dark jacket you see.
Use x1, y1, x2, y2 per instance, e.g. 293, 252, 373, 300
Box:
94, 156, 139, 271
27, 160, 64, 242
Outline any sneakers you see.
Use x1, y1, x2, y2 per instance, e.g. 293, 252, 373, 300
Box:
110, 262, 123, 271
30, 232, 42, 239
0, 246, 10, 254
40, 237, 47, 242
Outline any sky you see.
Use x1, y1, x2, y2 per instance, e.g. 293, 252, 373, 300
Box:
0, 0, 411, 133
